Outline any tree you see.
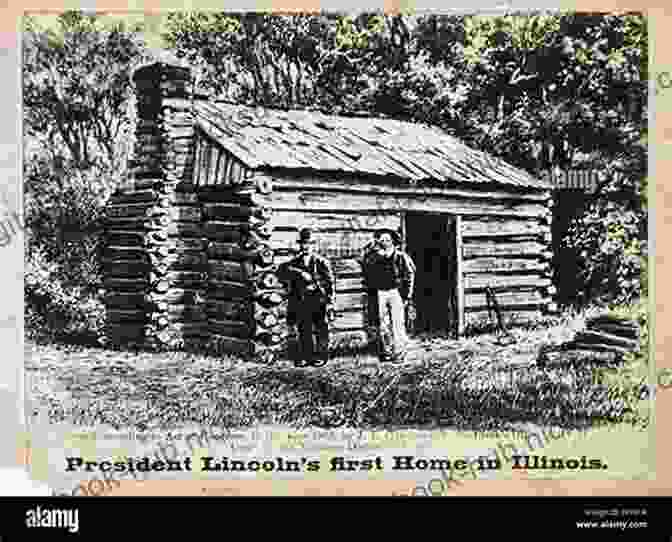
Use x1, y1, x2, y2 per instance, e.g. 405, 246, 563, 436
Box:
23, 11, 147, 171
163, 12, 419, 114
23, 12, 148, 343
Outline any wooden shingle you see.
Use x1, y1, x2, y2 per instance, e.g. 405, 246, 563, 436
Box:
194, 101, 550, 190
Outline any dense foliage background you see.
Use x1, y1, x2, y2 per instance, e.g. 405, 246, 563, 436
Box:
22, 11, 648, 345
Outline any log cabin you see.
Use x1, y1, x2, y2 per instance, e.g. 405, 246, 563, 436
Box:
102, 60, 555, 361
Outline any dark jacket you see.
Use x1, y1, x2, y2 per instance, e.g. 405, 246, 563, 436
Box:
279, 253, 335, 325
362, 247, 416, 301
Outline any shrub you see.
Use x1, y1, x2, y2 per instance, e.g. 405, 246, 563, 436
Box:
25, 245, 106, 345
566, 199, 646, 307
23, 147, 123, 344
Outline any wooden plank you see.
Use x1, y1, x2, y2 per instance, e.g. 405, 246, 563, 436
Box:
103, 263, 150, 278
464, 274, 551, 290
215, 151, 228, 185
331, 310, 366, 331
160, 307, 207, 321
465, 290, 545, 309
586, 314, 638, 327
270, 190, 548, 219
199, 137, 210, 187
222, 152, 234, 185
331, 258, 364, 275
335, 276, 365, 292
150, 238, 205, 252
465, 309, 541, 326
329, 330, 369, 351
203, 203, 271, 221
462, 258, 547, 273
147, 288, 201, 304
154, 205, 202, 222
107, 309, 146, 324
208, 261, 246, 282
573, 330, 639, 349
461, 218, 543, 238
209, 319, 252, 340
123, 222, 201, 237
206, 280, 250, 299
462, 241, 545, 258
271, 210, 401, 232
193, 135, 203, 187
199, 140, 210, 186
160, 271, 205, 288
566, 341, 631, 355
270, 230, 375, 257
104, 293, 147, 307
209, 145, 221, 187
455, 215, 464, 337
207, 242, 273, 264
204, 300, 249, 320
108, 190, 158, 205
103, 277, 148, 291
102, 253, 205, 269
334, 292, 367, 312
230, 159, 242, 184
105, 203, 156, 219
586, 322, 640, 339
203, 223, 245, 243
271, 176, 549, 202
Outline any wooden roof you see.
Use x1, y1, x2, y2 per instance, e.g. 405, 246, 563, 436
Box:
193, 100, 551, 190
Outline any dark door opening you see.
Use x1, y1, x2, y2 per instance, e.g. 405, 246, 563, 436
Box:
405, 213, 458, 337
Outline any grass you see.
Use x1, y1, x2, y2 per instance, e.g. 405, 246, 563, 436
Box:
24, 306, 652, 435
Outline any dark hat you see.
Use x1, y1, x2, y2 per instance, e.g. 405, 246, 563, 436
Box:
375, 228, 401, 245
298, 228, 315, 244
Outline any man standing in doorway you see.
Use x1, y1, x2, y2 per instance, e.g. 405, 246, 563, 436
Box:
362, 229, 416, 362
279, 228, 335, 367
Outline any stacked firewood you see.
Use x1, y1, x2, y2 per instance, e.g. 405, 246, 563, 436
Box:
538, 313, 642, 367
569, 314, 641, 356
102, 62, 206, 350
201, 175, 287, 362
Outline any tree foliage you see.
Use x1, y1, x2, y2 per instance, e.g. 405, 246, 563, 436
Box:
164, 11, 647, 306
23, 11, 147, 342
23, 12, 146, 171
23, 11, 648, 338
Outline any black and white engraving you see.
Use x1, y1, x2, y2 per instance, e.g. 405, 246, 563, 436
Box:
23, 11, 649, 484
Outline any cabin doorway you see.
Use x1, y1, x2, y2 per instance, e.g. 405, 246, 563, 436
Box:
404, 213, 459, 338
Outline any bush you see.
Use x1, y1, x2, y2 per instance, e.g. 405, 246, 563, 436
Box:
565, 199, 646, 307
24, 158, 110, 284
25, 245, 106, 345
24, 158, 114, 345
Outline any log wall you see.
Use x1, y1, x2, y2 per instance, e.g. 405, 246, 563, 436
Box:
459, 214, 554, 330
268, 175, 555, 340
199, 178, 286, 363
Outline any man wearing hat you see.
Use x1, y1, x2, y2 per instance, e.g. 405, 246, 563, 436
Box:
278, 228, 335, 367
361, 229, 416, 362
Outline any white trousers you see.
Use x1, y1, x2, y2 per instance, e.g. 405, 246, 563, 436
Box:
377, 288, 407, 358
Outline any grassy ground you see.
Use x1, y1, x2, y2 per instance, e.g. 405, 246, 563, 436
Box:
25, 306, 652, 435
